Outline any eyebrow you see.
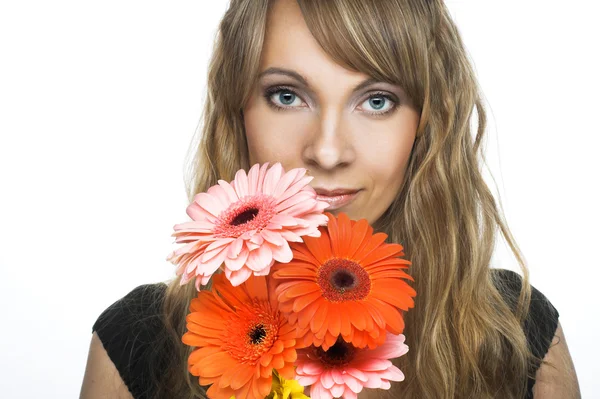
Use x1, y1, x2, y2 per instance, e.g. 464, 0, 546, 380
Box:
258, 67, 381, 93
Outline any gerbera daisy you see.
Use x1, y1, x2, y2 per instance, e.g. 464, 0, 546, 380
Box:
183, 273, 300, 399
167, 162, 329, 288
295, 333, 409, 399
272, 212, 416, 350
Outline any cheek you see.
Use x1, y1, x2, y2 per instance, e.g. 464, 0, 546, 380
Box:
372, 139, 411, 183
243, 100, 311, 166
349, 112, 418, 224
355, 125, 415, 190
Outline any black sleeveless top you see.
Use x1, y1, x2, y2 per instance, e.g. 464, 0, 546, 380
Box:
92, 269, 559, 399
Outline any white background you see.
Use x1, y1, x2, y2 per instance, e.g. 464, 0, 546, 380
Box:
0, 1, 598, 397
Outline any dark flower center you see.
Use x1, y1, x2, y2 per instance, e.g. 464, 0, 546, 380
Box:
331, 270, 355, 291
231, 208, 259, 226
314, 337, 356, 368
214, 195, 278, 239
248, 324, 267, 345
317, 258, 371, 302
223, 301, 279, 363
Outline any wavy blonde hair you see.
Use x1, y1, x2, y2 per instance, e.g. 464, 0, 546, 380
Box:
152, 1, 555, 398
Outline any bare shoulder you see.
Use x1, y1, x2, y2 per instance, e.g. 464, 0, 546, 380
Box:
80, 332, 134, 399
533, 321, 581, 399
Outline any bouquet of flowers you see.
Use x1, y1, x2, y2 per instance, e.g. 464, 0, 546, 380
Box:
167, 163, 416, 399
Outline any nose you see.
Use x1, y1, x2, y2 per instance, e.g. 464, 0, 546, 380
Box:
302, 108, 355, 170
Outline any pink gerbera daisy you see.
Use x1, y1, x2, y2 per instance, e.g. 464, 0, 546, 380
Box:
295, 333, 409, 399
167, 162, 329, 288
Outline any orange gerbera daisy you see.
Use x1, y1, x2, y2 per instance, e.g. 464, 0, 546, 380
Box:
183, 273, 299, 399
272, 212, 416, 351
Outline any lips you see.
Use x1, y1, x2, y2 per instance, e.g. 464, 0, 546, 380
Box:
313, 188, 360, 211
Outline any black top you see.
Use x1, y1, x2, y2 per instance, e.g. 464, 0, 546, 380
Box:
92, 269, 559, 399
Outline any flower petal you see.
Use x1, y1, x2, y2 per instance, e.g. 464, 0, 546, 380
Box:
226, 267, 253, 286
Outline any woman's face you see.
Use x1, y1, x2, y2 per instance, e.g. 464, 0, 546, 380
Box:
243, 0, 420, 225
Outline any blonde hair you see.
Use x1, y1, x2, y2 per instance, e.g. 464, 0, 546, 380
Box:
153, 1, 555, 397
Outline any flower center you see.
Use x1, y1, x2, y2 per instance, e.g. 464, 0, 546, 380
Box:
331, 270, 355, 290
223, 300, 279, 364
214, 194, 277, 238
316, 258, 371, 302
248, 323, 266, 344
231, 208, 259, 226
314, 337, 356, 368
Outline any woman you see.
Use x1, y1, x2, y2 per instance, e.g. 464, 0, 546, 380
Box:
80, 0, 580, 398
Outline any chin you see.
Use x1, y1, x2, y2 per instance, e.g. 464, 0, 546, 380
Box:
332, 208, 360, 221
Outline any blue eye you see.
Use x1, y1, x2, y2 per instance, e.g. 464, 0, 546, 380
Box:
360, 94, 395, 115
278, 91, 297, 105
369, 97, 385, 109
262, 86, 398, 116
263, 87, 304, 110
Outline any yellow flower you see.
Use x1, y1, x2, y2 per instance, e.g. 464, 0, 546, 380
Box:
267, 371, 309, 399
229, 371, 309, 399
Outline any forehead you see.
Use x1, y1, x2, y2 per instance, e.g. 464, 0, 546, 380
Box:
260, 0, 369, 85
